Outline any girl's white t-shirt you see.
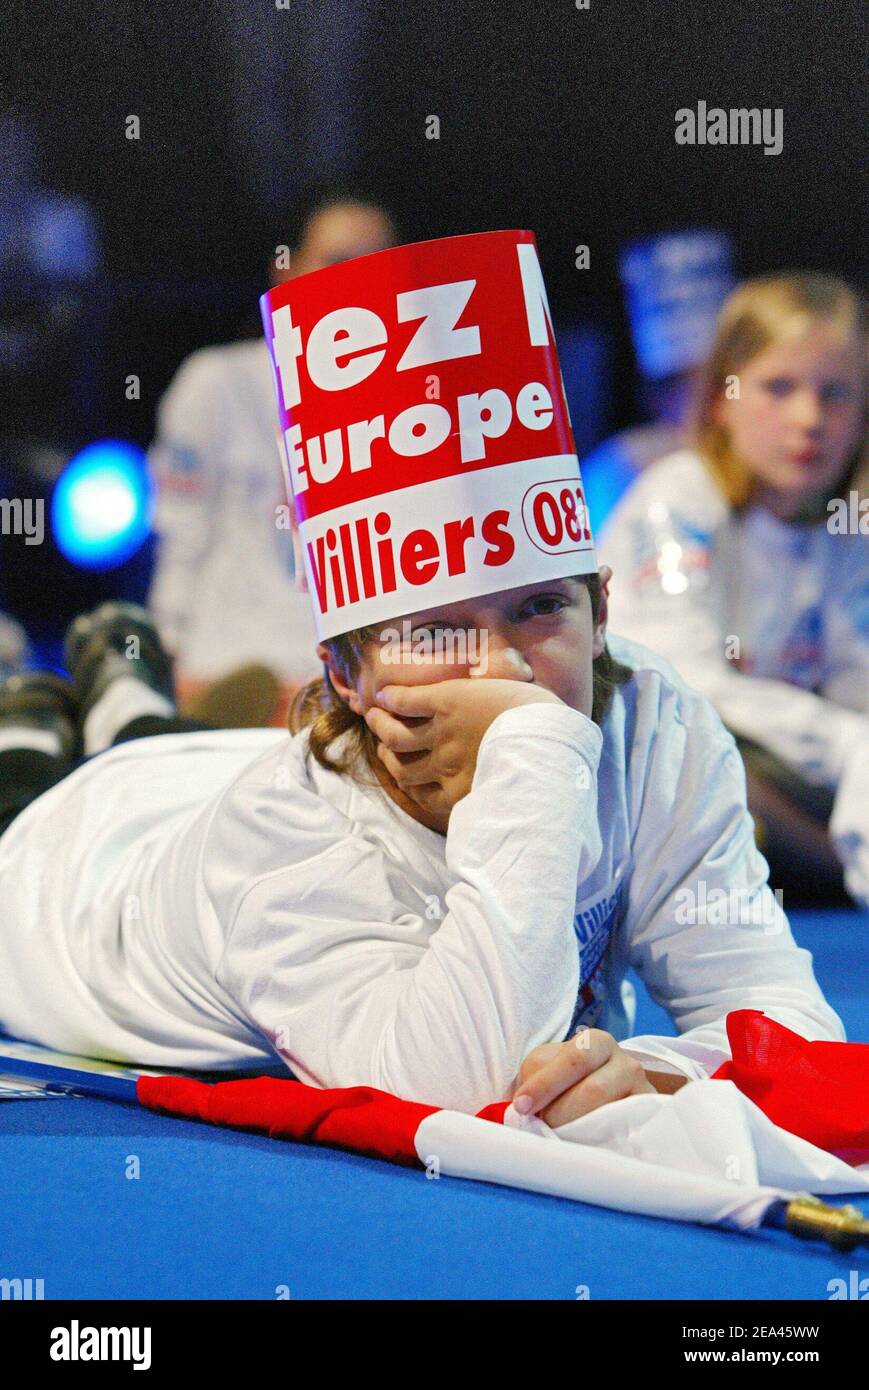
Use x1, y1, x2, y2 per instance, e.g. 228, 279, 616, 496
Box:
0, 634, 843, 1113
599, 450, 869, 906
600, 449, 869, 784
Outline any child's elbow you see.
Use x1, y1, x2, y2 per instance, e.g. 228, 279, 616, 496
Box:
369, 1030, 516, 1115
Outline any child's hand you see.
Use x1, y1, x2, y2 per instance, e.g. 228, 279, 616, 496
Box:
512, 1030, 657, 1128
363, 677, 564, 821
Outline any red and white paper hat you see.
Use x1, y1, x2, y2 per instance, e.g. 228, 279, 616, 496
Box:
260, 230, 597, 641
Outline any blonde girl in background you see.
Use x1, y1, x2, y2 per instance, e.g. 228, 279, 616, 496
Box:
601, 274, 868, 906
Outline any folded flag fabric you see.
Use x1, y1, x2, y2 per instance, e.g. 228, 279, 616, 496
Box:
711, 1010, 869, 1164
138, 1011, 869, 1235
139, 1071, 448, 1167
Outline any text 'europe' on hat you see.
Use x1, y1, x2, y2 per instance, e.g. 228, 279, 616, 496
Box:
261, 230, 597, 640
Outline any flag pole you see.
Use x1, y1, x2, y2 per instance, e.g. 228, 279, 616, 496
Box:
764, 1194, 869, 1251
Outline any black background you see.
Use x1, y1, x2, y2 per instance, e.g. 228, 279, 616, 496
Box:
4, 0, 865, 442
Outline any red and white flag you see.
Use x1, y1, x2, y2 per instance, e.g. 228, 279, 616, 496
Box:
139, 1012, 869, 1235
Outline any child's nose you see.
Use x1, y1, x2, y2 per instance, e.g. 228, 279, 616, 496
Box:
791, 389, 824, 431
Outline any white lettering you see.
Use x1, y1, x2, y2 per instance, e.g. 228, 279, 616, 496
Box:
271, 303, 304, 409
388, 403, 452, 456
516, 381, 553, 431
347, 415, 386, 473
516, 243, 555, 347
457, 388, 512, 462
396, 280, 481, 371
306, 306, 387, 392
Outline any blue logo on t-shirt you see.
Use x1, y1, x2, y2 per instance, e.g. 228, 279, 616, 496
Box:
779, 604, 825, 687
567, 884, 622, 1033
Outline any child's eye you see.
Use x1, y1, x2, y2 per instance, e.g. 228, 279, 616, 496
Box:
820, 381, 856, 406
413, 623, 460, 640
517, 595, 570, 620
763, 377, 794, 398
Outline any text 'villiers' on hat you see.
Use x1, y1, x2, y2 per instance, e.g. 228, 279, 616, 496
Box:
260, 230, 598, 640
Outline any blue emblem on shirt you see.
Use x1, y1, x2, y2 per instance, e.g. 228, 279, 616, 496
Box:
778, 604, 825, 688
567, 884, 623, 1034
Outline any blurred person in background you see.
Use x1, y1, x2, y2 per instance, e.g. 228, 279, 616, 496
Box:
580, 229, 734, 529
147, 187, 397, 725
0, 113, 102, 673
600, 273, 868, 907
0, 112, 102, 441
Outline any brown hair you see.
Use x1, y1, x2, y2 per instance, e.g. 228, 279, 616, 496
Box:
693, 272, 867, 515
290, 572, 632, 779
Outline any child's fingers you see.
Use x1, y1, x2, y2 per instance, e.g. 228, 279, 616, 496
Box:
537, 1052, 639, 1129
512, 1029, 612, 1116
376, 743, 439, 788
404, 781, 452, 819
376, 684, 441, 717
365, 706, 431, 752
517, 1042, 563, 1086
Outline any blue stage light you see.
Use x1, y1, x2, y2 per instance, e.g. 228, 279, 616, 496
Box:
580, 438, 639, 531
51, 441, 152, 570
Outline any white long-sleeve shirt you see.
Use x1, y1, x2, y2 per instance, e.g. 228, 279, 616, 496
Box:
600, 450, 869, 904
0, 635, 844, 1114
147, 338, 319, 682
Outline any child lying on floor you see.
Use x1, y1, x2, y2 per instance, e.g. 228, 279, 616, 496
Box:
0, 575, 843, 1123
0, 231, 847, 1127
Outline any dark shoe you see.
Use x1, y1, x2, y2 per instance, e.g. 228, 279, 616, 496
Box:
0, 672, 79, 763
64, 602, 175, 723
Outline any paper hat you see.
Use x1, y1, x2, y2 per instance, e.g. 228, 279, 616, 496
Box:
260, 230, 597, 641
619, 228, 735, 381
